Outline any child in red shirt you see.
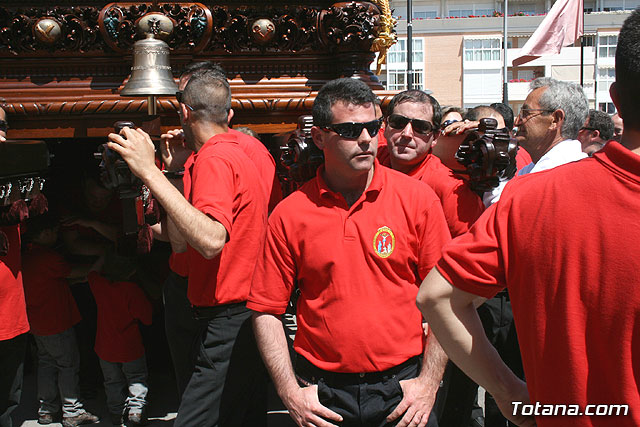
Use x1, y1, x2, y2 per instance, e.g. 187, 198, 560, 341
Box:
88, 251, 152, 426
21, 214, 99, 426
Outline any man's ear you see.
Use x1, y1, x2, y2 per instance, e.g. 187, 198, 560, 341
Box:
610, 82, 622, 120
180, 104, 191, 121
430, 132, 439, 149
227, 108, 234, 125
551, 109, 565, 131
310, 126, 325, 150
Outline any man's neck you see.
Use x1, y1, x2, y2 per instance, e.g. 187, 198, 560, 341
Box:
389, 155, 426, 175
620, 128, 640, 156
192, 122, 229, 153
529, 135, 567, 164
323, 164, 375, 207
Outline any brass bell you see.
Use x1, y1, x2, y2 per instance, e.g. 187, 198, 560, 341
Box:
121, 33, 178, 98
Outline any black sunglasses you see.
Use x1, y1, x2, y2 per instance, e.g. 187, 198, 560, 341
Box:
0, 120, 7, 133
175, 91, 195, 112
387, 114, 434, 134
321, 117, 383, 139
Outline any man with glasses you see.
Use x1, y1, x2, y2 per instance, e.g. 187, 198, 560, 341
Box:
249, 78, 451, 427
577, 109, 614, 156
108, 69, 268, 427
380, 90, 484, 238
483, 77, 589, 205
416, 10, 640, 426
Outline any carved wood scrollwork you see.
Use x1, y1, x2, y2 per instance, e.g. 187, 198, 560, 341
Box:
98, 3, 213, 53
0, 6, 105, 54
0, 2, 386, 55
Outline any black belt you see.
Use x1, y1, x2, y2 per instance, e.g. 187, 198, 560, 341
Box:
295, 354, 421, 386
191, 301, 247, 321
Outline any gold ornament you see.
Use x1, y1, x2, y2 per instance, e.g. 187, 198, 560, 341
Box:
370, 0, 397, 75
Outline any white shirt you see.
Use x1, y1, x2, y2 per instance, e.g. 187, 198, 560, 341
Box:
483, 139, 587, 206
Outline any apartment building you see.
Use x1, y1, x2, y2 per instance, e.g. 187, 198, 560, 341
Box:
377, 0, 635, 112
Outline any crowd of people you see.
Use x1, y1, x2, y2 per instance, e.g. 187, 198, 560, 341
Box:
1, 7, 640, 427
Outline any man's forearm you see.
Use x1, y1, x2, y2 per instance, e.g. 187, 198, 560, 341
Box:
418, 326, 448, 391
417, 268, 522, 401
252, 312, 300, 401
141, 167, 225, 259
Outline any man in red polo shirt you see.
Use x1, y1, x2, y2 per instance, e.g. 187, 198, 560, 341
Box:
0, 108, 30, 427
417, 10, 640, 427
379, 90, 484, 238
249, 78, 451, 427
108, 69, 268, 426
159, 61, 280, 400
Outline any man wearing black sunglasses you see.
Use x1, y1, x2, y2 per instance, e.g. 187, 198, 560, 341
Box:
108, 69, 269, 427
381, 90, 484, 239
250, 78, 451, 427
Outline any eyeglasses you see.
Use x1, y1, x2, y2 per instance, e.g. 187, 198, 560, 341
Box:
518, 108, 554, 120
387, 114, 434, 134
441, 119, 459, 129
321, 117, 383, 139
175, 91, 194, 112
0, 120, 7, 133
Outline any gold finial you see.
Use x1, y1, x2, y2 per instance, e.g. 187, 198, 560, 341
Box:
370, 0, 397, 75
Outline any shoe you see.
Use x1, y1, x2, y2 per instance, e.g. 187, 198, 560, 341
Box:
127, 410, 147, 426
110, 412, 124, 425
62, 411, 100, 427
38, 413, 54, 424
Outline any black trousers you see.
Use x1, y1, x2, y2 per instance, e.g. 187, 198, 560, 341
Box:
439, 292, 524, 427
163, 271, 200, 400
296, 355, 440, 427
174, 305, 268, 427
0, 333, 27, 427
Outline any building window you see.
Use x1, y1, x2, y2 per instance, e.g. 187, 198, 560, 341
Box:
512, 3, 537, 14
582, 35, 595, 46
449, 4, 494, 17
414, 10, 438, 19
449, 8, 473, 17
464, 38, 501, 62
599, 102, 615, 114
598, 34, 618, 57
386, 38, 425, 91
597, 67, 615, 91
601, 0, 640, 10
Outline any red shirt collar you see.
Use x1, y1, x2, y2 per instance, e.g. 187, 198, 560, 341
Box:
594, 141, 640, 184
315, 159, 384, 201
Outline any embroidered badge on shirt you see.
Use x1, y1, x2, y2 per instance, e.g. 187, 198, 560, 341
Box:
373, 226, 395, 258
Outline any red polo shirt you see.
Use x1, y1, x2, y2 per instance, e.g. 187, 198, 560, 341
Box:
22, 244, 81, 336
378, 147, 484, 237
89, 271, 152, 363
0, 225, 29, 341
229, 129, 282, 212
183, 132, 267, 307
248, 161, 451, 373
437, 142, 640, 426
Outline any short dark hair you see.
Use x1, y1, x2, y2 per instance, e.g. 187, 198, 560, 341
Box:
615, 8, 640, 130
464, 105, 496, 121
387, 90, 442, 128
182, 69, 231, 126
312, 78, 377, 127
180, 61, 226, 80
490, 102, 515, 130
587, 109, 614, 141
